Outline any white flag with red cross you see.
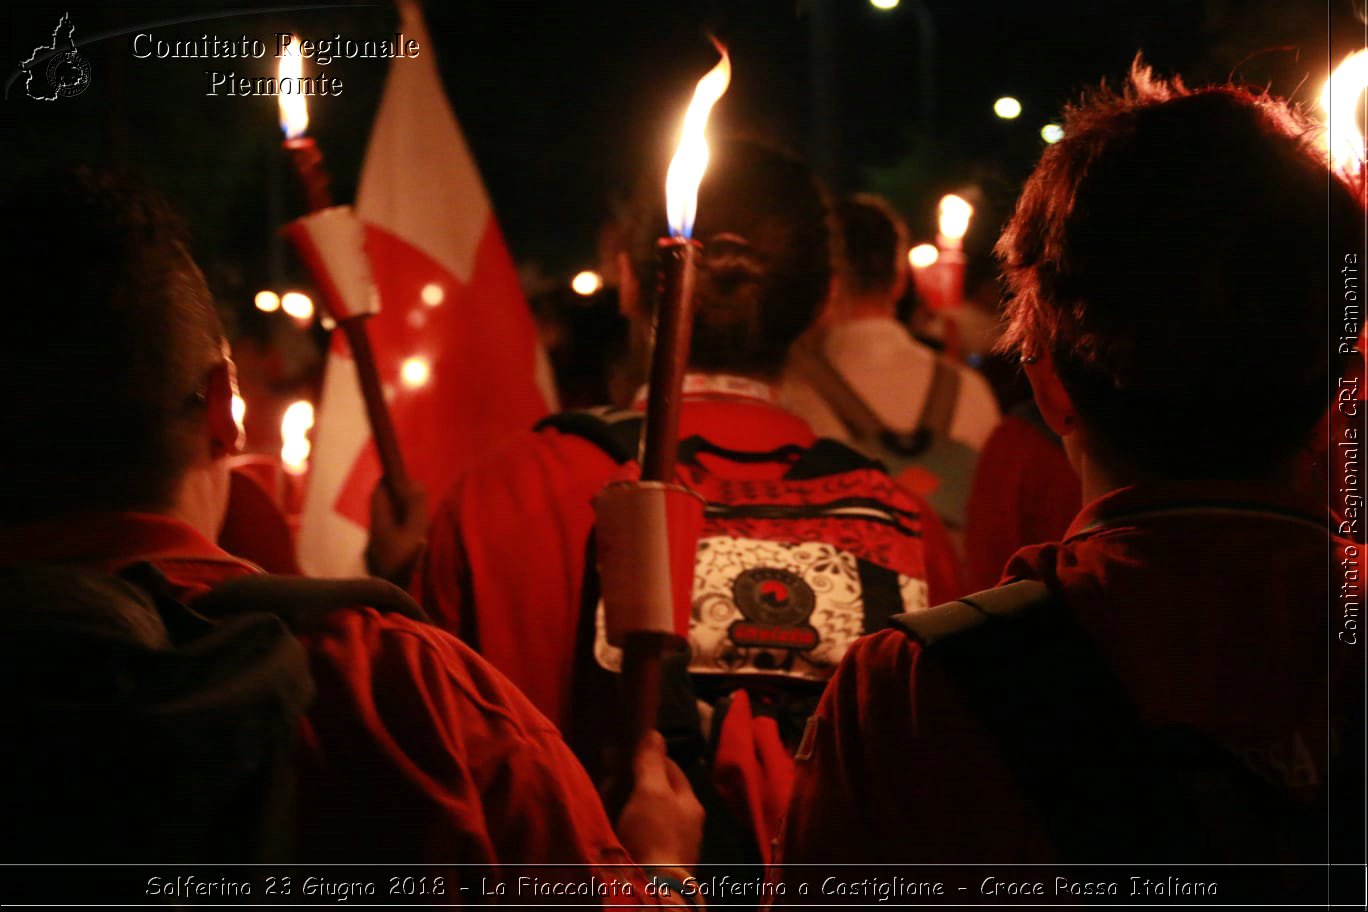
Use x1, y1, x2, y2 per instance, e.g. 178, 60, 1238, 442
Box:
297, 0, 556, 576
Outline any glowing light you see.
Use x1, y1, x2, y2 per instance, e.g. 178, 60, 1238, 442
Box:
665, 40, 731, 239
280, 399, 315, 475
1321, 49, 1368, 176
908, 243, 940, 269
254, 290, 281, 313
937, 194, 974, 242
277, 37, 308, 139
420, 282, 445, 307
993, 96, 1022, 119
281, 291, 314, 321
1040, 123, 1065, 144
870, 0, 900, 9
571, 270, 603, 296
400, 356, 431, 389
231, 394, 247, 427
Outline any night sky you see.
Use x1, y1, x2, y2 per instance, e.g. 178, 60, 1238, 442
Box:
4, 0, 1364, 317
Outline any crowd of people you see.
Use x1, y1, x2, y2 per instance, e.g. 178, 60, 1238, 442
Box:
3, 61, 1363, 905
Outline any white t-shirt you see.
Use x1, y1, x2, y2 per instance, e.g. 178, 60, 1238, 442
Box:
782, 316, 1000, 450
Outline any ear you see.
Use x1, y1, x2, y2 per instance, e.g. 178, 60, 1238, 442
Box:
1022, 353, 1079, 439
204, 359, 243, 460
616, 250, 641, 320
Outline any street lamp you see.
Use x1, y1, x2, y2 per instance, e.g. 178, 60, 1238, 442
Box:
993, 96, 1021, 119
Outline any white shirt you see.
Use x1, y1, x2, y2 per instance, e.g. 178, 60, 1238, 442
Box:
782, 316, 1000, 451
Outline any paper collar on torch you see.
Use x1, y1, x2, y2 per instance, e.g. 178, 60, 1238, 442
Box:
283, 206, 380, 321
594, 480, 705, 647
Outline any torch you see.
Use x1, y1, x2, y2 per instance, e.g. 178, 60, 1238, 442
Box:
907, 241, 940, 319
916, 193, 972, 356
595, 42, 730, 781
276, 38, 412, 513
1321, 49, 1368, 193
934, 192, 973, 310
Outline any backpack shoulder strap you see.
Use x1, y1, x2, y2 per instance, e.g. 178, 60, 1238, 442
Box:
539, 404, 880, 482
887, 580, 1311, 863
888, 579, 1051, 644
914, 355, 962, 439
187, 573, 429, 634
783, 437, 889, 479
5, 562, 315, 864
889, 580, 1164, 860
787, 336, 888, 440
536, 407, 643, 465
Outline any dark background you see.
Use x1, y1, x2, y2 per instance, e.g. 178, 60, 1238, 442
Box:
3, 0, 1365, 317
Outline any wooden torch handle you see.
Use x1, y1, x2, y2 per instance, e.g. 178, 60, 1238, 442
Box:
284, 137, 334, 212
618, 238, 700, 773
340, 319, 411, 512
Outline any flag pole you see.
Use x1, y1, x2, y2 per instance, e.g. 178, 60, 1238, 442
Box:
279, 42, 411, 515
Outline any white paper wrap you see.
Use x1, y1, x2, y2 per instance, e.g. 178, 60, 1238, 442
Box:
593, 480, 704, 646
284, 206, 380, 321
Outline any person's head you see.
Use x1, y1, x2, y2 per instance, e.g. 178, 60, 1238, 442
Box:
997, 62, 1362, 483
0, 169, 239, 532
829, 194, 910, 318
619, 137, 832, 381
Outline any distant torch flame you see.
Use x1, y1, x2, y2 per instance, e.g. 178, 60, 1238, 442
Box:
1321, 49, 1368, 176
280, 399, 315, 475
278, 37, 308, 139
909, 243, 940, 269
665, 41, 732, 239
938, 194, 974, 243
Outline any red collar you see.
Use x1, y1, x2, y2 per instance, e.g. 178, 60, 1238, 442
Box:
1066, 482, 1329, 541
0, 512, 252, 574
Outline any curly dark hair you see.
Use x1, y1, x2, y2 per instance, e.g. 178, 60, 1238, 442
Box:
624, 137, 832, 379
997, 60, 1364, 479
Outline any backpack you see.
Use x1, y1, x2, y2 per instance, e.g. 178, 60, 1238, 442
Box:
786, 336, 979, 530
889, 580, 1328, 879
541, 408, 932, 769
1, 561, 425, 872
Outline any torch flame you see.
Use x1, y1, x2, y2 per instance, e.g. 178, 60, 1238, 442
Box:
938, 194, 974, 243
280, 399, 315, 475
1320, 49, 1368, 176
278, 36, 309, 139
908, 243, 940, 269
665, 41, 731, 239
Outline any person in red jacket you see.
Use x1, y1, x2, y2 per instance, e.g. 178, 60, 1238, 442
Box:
411, 139, 961, 863
963, 399, 1080, 591
776, 64, 1364, 897
0, 170, 701, 898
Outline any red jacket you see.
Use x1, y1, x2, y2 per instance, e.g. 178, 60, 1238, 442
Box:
778, 481, 1347, 868
963, 405, 1080, 592
2, 513, 646, 882
415, 392, 963, 731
